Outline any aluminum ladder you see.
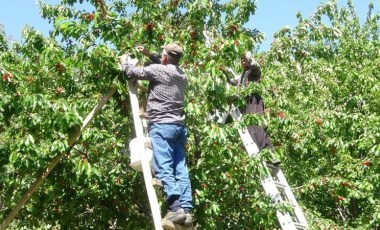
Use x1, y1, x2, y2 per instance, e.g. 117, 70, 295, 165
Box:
229, 106, 308, 230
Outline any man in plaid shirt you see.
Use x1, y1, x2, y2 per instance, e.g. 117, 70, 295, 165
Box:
120, 43, 193, 226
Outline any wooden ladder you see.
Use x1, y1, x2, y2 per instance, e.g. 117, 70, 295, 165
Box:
127, 80, 193, 230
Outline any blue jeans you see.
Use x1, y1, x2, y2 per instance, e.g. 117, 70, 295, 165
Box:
149, 123, 193, 210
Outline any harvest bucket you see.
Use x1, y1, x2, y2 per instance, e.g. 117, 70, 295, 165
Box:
129, 137, 153, 172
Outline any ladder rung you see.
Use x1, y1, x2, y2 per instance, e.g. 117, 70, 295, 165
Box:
162, 219, 193, 230
162, 219, 176, 229
294, 223, 308, 229
152, 178, 163, 187
266, 163, 280, 170
274, 181, 286, 189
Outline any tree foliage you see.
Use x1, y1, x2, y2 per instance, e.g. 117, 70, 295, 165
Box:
0, 0, 379, 229
263, 1, 380, 229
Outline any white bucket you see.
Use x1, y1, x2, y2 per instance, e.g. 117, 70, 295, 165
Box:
129, 137, 154, 172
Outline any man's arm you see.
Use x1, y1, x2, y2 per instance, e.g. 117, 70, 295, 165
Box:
222, 67, 239, 86
120, 54, 155, 81
137, 46, 161, 64
149, 54, 161, 64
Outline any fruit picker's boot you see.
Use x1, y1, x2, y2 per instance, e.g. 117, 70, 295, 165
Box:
163, 208, 186, 224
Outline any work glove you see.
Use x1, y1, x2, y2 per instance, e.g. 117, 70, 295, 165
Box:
119, 54, 138, 65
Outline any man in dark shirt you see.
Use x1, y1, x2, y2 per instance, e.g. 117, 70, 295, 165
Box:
120, 43, 193, 225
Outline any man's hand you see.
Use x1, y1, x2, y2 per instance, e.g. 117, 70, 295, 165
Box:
119, 54, 129, 64
136, 46, 151, 57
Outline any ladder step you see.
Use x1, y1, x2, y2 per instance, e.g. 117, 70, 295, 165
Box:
265, 162, 281, 169
162, 219, 176, 229
140, 112, 148, 119
274, 181, 286, 189
294, 223, 308, 229
152, 178, 163, 187
162, 219, 193, 230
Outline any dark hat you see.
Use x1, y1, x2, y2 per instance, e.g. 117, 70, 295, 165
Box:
162, 43, 183, 60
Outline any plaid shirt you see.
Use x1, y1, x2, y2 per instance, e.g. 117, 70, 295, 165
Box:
122, 59, 187, 125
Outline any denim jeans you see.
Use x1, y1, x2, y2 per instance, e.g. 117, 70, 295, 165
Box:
149, 123, 193, 210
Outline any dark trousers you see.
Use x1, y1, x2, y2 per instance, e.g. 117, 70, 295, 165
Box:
245, 94, 273, 150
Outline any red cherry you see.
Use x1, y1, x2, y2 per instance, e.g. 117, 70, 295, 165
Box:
363, 160, 371, 167
88, 13, 95, 21
27, 76, 36, 82
2, 73, 13, 82
190, 30, 197, 38
342, 182, 349, 187
55, 63, 65, 72
315, 118, 323, 126
171, 0, 179, 7
2, 74, 9, 81
55, 87, 65, 95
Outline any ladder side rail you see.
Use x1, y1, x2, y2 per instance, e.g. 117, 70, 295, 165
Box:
237, 129, 260, 157
128, 81, 163, 230
229, 105, 260, 157
128, 81, 145, 138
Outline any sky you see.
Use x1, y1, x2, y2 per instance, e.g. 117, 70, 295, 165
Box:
0, 0, 378, 51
